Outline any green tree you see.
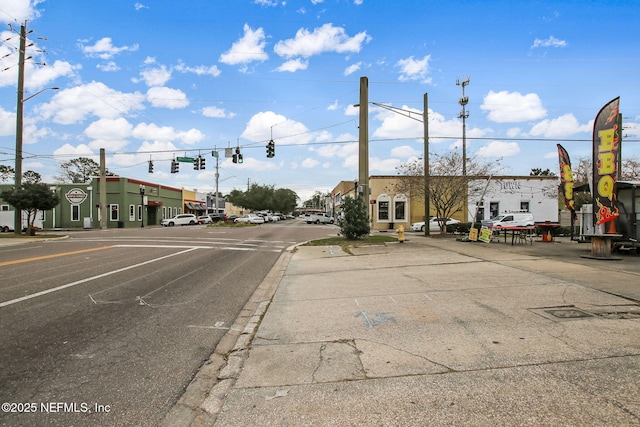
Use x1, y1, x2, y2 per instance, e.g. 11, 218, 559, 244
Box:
55, 157, 114, 183
339, 196, 370, 239
225, 184, 298, 213
530, 168, 556, 176
1, 183, 60, 235
0, 166, 42, 184
272, 188, 299, 214
0, 165, 14, 182
395, 150, 501, 233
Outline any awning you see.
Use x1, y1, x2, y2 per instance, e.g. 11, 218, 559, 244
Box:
185, 202, 195, 209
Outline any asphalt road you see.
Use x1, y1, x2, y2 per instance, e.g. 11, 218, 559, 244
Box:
0, 220, 336, 426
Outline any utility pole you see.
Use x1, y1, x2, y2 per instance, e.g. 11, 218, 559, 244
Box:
358, 76, 369, 209
214, 151, 220, 215
100, 148, 107, 229
423, 93, 430, 237
456, 78, 470, 176
13, 23, 27, 235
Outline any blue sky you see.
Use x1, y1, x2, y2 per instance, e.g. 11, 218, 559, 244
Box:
1, 0, 639, 203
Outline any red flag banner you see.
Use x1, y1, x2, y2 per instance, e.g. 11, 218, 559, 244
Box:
556, 144, 575, 211
592, 97, 620, 227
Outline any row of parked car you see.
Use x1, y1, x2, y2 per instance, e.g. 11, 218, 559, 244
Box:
160, 212, 290, 227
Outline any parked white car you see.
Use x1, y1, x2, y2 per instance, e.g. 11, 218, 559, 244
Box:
411, 217, 461, 232
234, 214, 265, 224
161, 214, 197, 227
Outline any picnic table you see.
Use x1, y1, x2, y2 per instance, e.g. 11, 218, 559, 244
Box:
489, 225, 535, 246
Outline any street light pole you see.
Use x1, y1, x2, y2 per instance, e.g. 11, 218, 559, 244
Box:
139, 185, 145, 228
13, 21, 59, 234
13, 24, 26, 236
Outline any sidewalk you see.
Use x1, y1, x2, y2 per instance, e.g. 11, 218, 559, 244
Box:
173, 235, 640, 426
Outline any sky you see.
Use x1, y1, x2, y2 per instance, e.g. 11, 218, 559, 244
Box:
0, 0, 639, 204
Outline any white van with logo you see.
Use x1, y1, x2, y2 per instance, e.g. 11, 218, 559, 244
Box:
482, 212, 534, 228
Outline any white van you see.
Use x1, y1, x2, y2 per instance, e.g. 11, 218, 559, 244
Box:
482, 212, 534, 228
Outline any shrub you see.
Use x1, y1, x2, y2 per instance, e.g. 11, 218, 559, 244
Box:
339, 196, 370, 239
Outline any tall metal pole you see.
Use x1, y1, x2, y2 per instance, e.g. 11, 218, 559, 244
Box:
13, 23, 26, 235
456, 78, 470, 176
358, 76, 369, 209
215, 152, 220, 215
423, 93, 430, 237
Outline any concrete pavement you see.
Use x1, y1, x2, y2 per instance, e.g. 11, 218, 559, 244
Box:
165, 233, 640, 426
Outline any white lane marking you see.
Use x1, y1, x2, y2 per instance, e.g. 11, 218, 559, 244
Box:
0, 247, 198, 309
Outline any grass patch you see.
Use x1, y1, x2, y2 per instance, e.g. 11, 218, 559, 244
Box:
207, 221, 258, 228
303, 234, 397, 248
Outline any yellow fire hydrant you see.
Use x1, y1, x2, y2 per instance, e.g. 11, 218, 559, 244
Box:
396, 224, 405, 243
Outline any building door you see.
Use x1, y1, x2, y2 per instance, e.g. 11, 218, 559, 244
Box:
148, 207, 157, 225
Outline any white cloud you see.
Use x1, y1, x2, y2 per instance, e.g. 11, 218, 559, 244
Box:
84, 117, 133, 150
529, 113, 591, 137
0, 0, 40, 23
175, 62, 221, 77
80, 37, 139, 60
531, 36, 568, 49
344, 62, 362, 76
274, 23, 371, 58
219, 24, 268, 65
146, 86, 189, 109
370, 157, 401, 173
241, 111, 312, 145
276, 58, 308, 72
475, 141, 520, 157
138, 65, 172, 87
0, 107, 15, 135
97, 61, 119, 72
134, 3, 148, 10
395, 55, 431, 83
132, 122, 204, 145
327, 100, 339, 111
301, 157, 320, 168
53, 143, 96, 161
480, 90, 547, 123
390, 145, 420, 158
36, 82, 146, 125
201, 106, 236, 119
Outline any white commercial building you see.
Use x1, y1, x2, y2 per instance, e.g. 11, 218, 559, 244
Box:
468, 176, 558, 223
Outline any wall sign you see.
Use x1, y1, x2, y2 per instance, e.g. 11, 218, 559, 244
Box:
65, 188, 88, 204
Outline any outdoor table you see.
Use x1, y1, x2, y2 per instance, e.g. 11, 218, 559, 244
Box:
535, 221, 561, 242
489, 226, 535, 246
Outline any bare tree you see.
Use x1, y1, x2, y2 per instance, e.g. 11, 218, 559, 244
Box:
395, 150, 501, 232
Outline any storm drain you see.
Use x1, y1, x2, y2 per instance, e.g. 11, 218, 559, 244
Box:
531, 305, 640, 321
530, 306, 596, 322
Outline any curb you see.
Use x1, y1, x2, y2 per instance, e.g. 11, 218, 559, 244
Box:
161, 247, 294, 426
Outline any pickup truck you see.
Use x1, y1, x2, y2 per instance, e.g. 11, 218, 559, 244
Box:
304, 212, 334, 224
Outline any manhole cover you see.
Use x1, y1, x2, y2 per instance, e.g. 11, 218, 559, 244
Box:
544, 308, 594, 319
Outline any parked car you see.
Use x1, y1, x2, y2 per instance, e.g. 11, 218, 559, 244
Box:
226, 214, 239, 222
410, 217, 461, 232
197, 215, 213, 224
481, 213, 534, 228
161, 214, 197, 227
305, 212, 334, 224
208, 214, 225, 223
234, 214, 265, 224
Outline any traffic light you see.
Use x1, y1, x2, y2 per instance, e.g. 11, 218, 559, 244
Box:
199, 155, 205, 169
234, 147, 243, 164
232, 153, 238, 163
148, 160, 154, 173
238, 153, 243, 164
171, 160, 179, 173
194, 156, 200, 170
266, 140, 275, 158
